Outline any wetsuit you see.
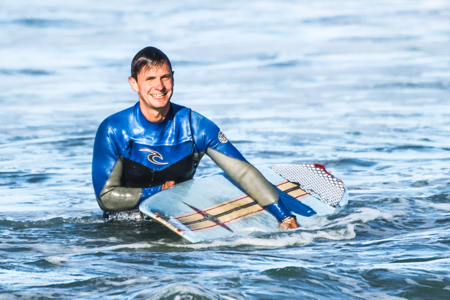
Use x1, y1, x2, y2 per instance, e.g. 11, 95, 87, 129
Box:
92, 102, 292, 220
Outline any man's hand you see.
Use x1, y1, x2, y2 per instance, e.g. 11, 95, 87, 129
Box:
161, 181, 175, 190
280, 216, 299, 230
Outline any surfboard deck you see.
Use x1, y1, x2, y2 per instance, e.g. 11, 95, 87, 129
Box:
139, 164, 348, 243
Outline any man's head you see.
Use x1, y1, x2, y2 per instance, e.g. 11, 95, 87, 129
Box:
130, 46, 173, 81
128, 47, 174, 122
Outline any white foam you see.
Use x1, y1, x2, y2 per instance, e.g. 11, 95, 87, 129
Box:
307, 279, 324, 286
28, 242, 156, 261
339, 286, 408, 300
324, 208, 405, 229
166, 224, 355, 249
133, 283, 223, 300
430, 203, 450, 211
338, 275, 364, 289
0, 294, 18, 300
0, 269, 91, 289
405, 279, 421, 286
105, 277, 145, 287
44, 256, 68, 265
178, 234, 311, 249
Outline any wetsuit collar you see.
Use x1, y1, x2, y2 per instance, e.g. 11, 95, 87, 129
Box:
136, 102, 174, 131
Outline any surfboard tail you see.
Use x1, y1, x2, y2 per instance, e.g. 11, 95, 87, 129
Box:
272, 164, 346, 208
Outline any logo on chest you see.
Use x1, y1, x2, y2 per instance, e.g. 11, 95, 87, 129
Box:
140, 149, 168, 165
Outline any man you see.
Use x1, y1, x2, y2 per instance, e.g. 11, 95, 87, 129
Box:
92, 46, 299, 230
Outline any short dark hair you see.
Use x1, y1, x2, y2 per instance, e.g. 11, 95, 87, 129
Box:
130, 47, 172, 80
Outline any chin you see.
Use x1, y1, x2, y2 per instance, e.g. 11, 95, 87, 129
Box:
148, 100, 170, 110
156, 100, 170, 107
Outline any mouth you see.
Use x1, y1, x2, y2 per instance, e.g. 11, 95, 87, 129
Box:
150, 92, 167, 99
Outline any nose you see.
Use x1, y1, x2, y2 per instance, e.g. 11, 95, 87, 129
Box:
154, 77, 165, 91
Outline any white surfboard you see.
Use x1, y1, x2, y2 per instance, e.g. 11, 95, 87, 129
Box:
139, 164, 348, 243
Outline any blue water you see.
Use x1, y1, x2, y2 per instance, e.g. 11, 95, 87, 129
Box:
1, 0, 450, 299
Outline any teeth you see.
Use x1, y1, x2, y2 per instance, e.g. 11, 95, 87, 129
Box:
151, 93, 165, 98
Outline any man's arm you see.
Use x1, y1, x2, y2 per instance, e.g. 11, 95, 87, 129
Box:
206, 148, 278, 207
191, 111, 298, 229
92, 120, 162, 212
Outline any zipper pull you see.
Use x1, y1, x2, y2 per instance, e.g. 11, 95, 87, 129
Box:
126, 140, 134, 155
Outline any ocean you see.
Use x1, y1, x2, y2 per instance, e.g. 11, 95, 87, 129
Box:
1, 0, 450, 299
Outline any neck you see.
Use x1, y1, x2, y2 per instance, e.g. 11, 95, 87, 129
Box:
139, 102, 170, 123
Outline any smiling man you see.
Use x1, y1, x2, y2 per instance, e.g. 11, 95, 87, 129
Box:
92, 46, 299, 230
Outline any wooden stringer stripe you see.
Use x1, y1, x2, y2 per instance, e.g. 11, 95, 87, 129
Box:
190, 208, 265, 232
176, 180, 308, 231
283, 183, 300, 194
182, 201, 259, 226
180, 199, 264, 231
276, 181, 308, 199
214, 201, 258, 219
176, 194, 250, 221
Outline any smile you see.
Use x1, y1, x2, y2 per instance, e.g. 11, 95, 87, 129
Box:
150, 92, 167, 98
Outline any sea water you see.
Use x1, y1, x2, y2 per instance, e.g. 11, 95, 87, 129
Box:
1, 0, 450, 299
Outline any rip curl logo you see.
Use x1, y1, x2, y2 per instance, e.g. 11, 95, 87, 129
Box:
218, 131, 228, 143
140, 149, 168, 165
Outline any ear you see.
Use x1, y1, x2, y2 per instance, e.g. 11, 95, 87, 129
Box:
128, 76, 139, 92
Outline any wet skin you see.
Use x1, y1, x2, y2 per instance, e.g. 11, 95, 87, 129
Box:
128, 62, 174, 123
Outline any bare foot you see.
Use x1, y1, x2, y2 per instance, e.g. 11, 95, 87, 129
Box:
161, 181, 175, 190
280, 216, 299, 230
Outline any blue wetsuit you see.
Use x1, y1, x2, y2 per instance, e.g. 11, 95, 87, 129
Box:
92, 102, 292, 221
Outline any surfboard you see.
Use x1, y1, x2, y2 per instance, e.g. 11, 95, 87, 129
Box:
139, 164, 348, 243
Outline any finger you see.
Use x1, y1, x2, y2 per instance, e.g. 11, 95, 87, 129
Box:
162, 181, 175, 190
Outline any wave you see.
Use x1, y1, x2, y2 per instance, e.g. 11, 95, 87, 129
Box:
0, 215, 104, 230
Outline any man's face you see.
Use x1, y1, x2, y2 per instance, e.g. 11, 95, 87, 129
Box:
129, 62, 174, 113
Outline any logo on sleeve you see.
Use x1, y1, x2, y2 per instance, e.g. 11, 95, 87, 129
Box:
218, 131, 228, 143
140, 149, 168, 165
